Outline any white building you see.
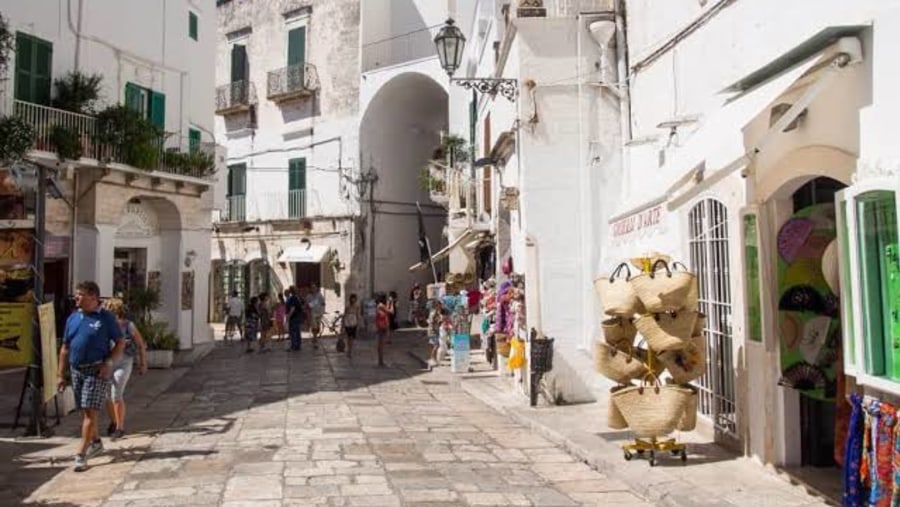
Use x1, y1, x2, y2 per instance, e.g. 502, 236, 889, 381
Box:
211, 0, 454, 320
605, 0, 900, 492
0, 0, 218, 351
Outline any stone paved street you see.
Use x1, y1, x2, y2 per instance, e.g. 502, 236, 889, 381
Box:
3, 332, 652, 507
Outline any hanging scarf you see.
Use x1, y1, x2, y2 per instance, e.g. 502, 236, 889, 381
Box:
867, 400, 897, 507
843, 393, 865, 507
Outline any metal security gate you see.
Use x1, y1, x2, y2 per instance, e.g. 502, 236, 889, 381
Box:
688, 199, 738, 439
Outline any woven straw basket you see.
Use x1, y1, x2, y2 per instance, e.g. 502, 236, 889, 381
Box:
630, 261, 697, 313
635, 311, 697, 353
657, 334, 707, 384
602, 317, 637, 349
693, 312, 707, 336
594, 341, 648, 384
612, 384, 694, 438
594, 263, 645, 316
677, 386, 699, 432
607, 385, 631, 430
495, 333, 511, 357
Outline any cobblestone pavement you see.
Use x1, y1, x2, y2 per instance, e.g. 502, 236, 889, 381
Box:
5, 331, 653, 507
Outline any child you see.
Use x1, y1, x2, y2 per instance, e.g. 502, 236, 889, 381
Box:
427, 300, 443, 369
244, 296, 259, 353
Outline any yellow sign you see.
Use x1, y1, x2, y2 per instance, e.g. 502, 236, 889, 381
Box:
38, 303, 57, 403
0, 303, 32, 367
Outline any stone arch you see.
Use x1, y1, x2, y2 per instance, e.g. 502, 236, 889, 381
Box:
359, 71, 448, 296
755, 145, 856, 203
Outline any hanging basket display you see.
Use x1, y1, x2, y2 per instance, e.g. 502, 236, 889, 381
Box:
594, 262, 645, 316
629, 260, 697, 313
657, 334, 707, 385
635, 311, 697, 353
495, 333, 511, 357
594, 341, 648, 384
608, 385, 631, 429
602, 317, 637, 350
677, 385, 699, 431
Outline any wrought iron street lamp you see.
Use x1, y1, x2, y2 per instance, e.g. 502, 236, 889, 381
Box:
434, 19, 518, 102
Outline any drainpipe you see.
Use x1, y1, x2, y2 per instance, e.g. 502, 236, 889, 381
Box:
69, 171, 78, 293
73, 0, 85, 71
615, 0, 632, 141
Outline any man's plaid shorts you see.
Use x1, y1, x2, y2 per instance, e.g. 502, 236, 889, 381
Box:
71, 366, 110, 410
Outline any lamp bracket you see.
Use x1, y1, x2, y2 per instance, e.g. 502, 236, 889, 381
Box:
451, 78, 519, 102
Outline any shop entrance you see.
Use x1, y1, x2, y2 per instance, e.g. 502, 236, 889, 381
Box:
113, 248, 147, 297
775, 176, 845, 496
294, 262, 321, 292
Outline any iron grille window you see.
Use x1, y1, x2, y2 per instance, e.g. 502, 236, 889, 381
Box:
688, 198, 738, 439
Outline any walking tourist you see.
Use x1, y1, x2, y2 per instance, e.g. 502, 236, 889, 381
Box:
306, 283, 325, 349
273, 293, 286, 341
244, 296, 259, 353
343, 293, 361, 359
225, 291, 243, 341
103, 298, 147, 440
375, 293, 391, 367
427, 299, 444, 369
258, 292, 273, 352
56, 281, 126, 472
286, 287, 304, 351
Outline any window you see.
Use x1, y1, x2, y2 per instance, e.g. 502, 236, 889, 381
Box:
14, 33, 52, 105
231, 44, 248, 83
189, 128, 201, 153
189, 11, 199, 41
125, 83, 165, 129
288, 158, 306, 218
227, 163, 246, 222
838, 180, 900, 394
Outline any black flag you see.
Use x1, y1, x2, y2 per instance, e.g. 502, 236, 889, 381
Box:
416, 202, 429, 263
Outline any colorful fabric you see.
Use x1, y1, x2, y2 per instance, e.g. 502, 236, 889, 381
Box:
868, 402, 896, 507
891, 422, 900, 507
843, 393, 864, 507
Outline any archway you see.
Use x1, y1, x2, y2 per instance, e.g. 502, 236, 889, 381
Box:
359, 72, 448, 298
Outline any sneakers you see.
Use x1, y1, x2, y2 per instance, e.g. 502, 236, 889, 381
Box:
73, 454, 87, 472
106, 422, 117, 436
111, 429, 125, 441
86, 439, 104, 457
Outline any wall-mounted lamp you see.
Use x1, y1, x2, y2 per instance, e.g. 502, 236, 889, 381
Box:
184, 249, 198, 268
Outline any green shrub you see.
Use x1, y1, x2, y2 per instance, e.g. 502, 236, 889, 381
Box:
137, 320, 179, 351
0, 116, 34, 164
50, 126, 83, 161
52, 71, 103, 114
93, 105, 161, 170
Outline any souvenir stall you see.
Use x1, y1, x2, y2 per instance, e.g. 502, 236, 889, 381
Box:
594, 254, 706, 466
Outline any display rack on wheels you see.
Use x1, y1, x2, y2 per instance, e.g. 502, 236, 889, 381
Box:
594, 253, 706, 466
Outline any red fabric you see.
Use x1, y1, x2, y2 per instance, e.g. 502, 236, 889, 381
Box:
468, 290, 481, 309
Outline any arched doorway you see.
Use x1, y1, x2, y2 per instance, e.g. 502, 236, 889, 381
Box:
688, 198, 738, 441
359, 72, 447, 297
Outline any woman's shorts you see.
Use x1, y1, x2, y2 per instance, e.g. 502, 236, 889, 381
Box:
345, 326, 357, 339
109, 358, 134, 402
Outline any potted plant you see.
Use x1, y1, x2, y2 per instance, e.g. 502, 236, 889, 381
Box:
140, 320, 179, 369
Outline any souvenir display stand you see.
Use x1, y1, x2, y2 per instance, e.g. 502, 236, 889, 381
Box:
594, 254, 706, 466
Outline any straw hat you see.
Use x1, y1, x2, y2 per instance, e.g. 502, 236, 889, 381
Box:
821, 240, 839, 294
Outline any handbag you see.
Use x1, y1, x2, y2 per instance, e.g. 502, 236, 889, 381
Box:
594, 263, 645, 316
336, 336, 346, 353
601, 317, 637, 349
611, 379, 694, 438
629, 260, 697, 313
635, 310, 697, 353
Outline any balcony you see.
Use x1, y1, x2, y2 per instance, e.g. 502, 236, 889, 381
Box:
267, 63, 320, 104
425, 162, 449, 206
215, 80, 256, 115
13, 100, 217, 180
362, 25, 439, 73
216, 190, 308, 224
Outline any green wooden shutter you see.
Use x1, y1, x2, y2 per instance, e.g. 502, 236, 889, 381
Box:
189, 128, 201, 152
227, 164, 246, 196
288, 158, 306, 191
189, 12, 199, 41
231, 44, 247, 82
227, 164, 234, 196
124, 83, 142, 112
287, 27, 306, 67
14, 34, 32, 102
149, 91, 165, 129
34, 38, 52, 105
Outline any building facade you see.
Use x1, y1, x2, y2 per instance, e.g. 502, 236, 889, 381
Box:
212, 0, 452, 322
0, 0, 218, 352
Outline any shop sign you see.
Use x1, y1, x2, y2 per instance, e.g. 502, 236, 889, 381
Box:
0, 230, 32, 266
0, 303, 33, 367
610, 205, 665, 239
38, 303, 57, 402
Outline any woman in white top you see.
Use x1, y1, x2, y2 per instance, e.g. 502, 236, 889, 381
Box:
342, 294, 361, 358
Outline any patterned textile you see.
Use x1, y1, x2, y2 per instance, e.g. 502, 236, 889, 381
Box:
891, 422, 900, 507
843, 393, 865, 507
869, 401, 897, 507
835, 347, 850, 466
71, 366, 110, 410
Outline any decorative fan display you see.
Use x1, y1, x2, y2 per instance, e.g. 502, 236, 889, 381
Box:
778, 362, 828, 391
799, 316, 831, 365
779, 285, 826, 314
777, 218, 815, 263
780, 312, 801, 350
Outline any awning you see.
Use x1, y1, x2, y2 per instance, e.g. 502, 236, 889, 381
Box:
408, 229, 474, 272
610, 34, 862, 222
278, 244, 330, 263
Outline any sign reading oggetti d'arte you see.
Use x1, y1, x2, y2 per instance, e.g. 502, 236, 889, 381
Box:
610, 205, 664, 238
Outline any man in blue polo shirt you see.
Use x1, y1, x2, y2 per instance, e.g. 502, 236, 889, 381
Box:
56, 281, 125, 472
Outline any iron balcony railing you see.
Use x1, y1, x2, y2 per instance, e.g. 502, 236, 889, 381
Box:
288, 189, 306, 218
14, 100, 217, 180
267, 63, 320, 101
215, 80, 256, 114
362, 24, 441, 72
226, 195, 246, 222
